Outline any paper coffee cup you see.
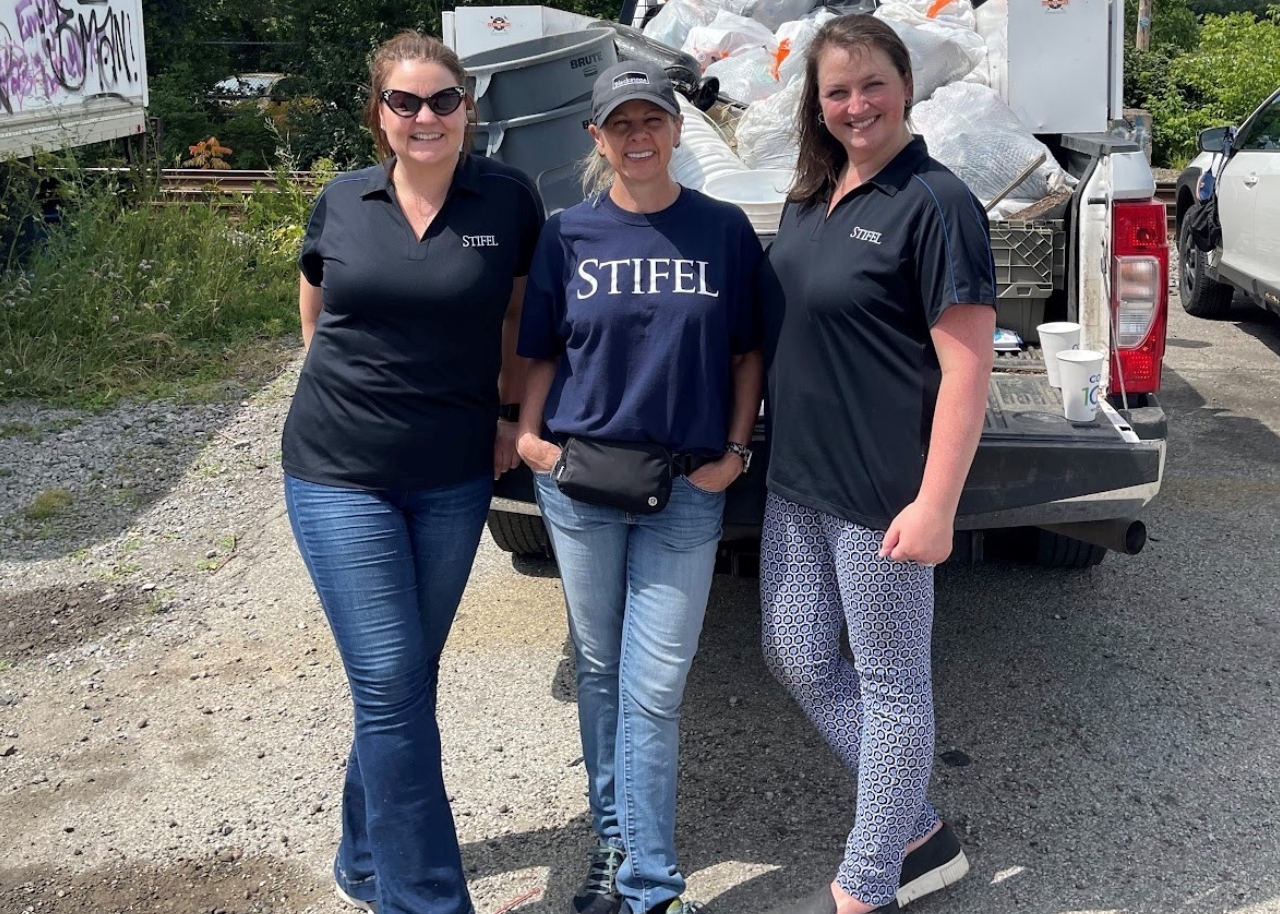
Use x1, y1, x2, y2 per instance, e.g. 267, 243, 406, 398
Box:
1057, 349, 1105, 422
1038, 321, 1082, 388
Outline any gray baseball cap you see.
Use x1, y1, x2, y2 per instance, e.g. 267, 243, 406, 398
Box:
591, 60, 681, 126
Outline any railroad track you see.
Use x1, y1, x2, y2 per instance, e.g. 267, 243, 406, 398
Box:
156, 168, 300, 196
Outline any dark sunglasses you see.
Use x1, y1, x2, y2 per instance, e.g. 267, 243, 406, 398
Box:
380, 86, 466, 118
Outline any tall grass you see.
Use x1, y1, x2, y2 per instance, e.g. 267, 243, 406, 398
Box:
0, 155, 329, 406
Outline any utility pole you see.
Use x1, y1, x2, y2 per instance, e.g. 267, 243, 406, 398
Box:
1136, 0, 1153, 50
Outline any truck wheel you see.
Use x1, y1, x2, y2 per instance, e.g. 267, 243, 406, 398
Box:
1034, 530, 1107, 569
1178, 221, 1234, 319
486, 511, 552, 558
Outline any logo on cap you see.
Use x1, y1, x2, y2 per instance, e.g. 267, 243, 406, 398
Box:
612, 72, 651, 89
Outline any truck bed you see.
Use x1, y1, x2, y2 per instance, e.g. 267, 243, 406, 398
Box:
956, 350, 1162, 528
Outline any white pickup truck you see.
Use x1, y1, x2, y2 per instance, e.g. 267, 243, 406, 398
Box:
0, 0, 149, 158
469, 0, 1171, 568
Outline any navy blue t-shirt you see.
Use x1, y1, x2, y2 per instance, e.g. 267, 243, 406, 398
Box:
518, 188, 762, 456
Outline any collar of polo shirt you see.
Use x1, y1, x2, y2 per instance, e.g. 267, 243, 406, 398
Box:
361, 152, 485, 199
853, 136, 931, 198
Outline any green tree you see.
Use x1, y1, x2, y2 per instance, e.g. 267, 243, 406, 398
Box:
1187, 0, 1274, 16
1125, 0, 1202, 50
1142, 8, 1280, 165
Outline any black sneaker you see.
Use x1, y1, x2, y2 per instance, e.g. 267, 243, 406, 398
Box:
897, 822, 970, 907
573, 843, 625, 914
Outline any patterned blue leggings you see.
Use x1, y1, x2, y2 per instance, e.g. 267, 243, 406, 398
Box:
760, 494, 940, 907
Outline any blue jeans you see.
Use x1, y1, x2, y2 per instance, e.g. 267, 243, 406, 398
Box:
284, 472, 492, 914
534, 473, 724, 914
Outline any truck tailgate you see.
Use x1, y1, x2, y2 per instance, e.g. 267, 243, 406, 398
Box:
956, 354, 1165, 528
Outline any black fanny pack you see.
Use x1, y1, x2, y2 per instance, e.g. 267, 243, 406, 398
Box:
553, 436, 672, 514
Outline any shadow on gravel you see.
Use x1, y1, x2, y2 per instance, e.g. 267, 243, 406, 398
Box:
0, 581, 150, 665
0, 353, 296, 564
0, 852, 322, 914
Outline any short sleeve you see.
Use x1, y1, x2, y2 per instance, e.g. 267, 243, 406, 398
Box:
730, 220, 765, 355
298, 186, 330, 287
910, 175, 998, 326
512, 172, 546, 277
516, 215, 568, 360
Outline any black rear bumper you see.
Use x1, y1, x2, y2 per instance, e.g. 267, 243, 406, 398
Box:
492, 388, 1166, 537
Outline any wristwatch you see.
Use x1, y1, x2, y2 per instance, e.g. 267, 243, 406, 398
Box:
497, 403, 520, 422
725, 441, 753, 472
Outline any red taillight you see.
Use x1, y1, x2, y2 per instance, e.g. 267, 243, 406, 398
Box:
1110, 200, 1169, 395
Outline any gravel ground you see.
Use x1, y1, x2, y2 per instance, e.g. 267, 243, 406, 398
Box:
2, 272, 1280, 914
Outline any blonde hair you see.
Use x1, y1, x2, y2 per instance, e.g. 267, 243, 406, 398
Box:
363, 30, 476, 161
580, 145, 614, 197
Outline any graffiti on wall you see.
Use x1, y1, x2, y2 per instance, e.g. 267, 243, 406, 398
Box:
0, 0, 144, 116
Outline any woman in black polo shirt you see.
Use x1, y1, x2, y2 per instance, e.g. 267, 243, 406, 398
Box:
280, 31, 543, 914
759, 16, 995, 914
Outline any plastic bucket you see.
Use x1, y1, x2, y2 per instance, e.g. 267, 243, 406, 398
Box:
473, 100, 595, 215
702, 169, 793, 233
669, 98, 747, 191
462, 28, 618, 123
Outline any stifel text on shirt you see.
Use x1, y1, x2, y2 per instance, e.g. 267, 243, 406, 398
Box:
462, 235, 500, 248
575, 258, 720, 299
850, 227, 883, 244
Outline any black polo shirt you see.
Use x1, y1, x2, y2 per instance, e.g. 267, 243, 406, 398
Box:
760, 137, 996, 530
282, 154, 544, 490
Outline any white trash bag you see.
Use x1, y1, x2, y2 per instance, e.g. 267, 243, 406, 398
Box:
705, 46, 784, 103
644, 0, 750, 53
874, 0, 976, 31
744, 0, 820, 31
913, 82, 1073, 204
973, 0, 1007, 98
682, 10, 777, 70
774, 9, 837, 86
734, 78, 803, 169
873, 7, 986, 102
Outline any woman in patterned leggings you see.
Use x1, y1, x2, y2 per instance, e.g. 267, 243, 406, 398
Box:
757, 15, 996, 914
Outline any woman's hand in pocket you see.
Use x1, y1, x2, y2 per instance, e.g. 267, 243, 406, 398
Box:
686, 453, 743, 494
517, 432, 562, 474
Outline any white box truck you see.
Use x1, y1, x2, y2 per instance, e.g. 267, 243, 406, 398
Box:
0, 0, 149, 158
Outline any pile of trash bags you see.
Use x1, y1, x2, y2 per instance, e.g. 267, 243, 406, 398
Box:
646, 0, 1072, 214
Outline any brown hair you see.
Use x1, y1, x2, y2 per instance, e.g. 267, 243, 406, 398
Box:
789, 15, 914, 206
363, 30, 476, 161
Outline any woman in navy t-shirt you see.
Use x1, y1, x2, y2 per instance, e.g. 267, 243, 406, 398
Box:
517, 61, 763, 914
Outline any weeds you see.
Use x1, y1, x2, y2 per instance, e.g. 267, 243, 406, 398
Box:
0, 153, 333, 406
0, 420, 39, 442
24, 488, 74, 520
97, 562, 141, 582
